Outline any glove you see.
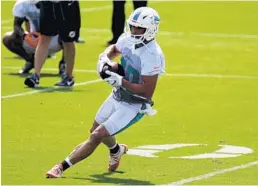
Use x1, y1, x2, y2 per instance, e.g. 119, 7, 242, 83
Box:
104, 70, 123, 87
97, 52, 111, 78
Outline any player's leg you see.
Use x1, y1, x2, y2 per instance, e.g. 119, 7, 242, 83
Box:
55, 1, 81, 87
133, 0, 148, 10
34, 1, 57, 76
2, 31, 34, 74
2, 31, 34, 63
46, 95, 116, 178
46, 126, 108, 179
24, 1, 57, 88
107, 0, 126, 45
90, 120, 118, 152
69, 121, 117, 161
102, 103, 144, 171
58, 51, 66, 76
67, 94, 117, 157
48, 35, 66, 76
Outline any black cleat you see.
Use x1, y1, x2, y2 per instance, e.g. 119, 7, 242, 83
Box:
55, 75, 74, 87
24, 73, 39, 88
19, 61, 34, 74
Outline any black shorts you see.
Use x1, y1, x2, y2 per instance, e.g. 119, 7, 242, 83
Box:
40, 1, 81, 43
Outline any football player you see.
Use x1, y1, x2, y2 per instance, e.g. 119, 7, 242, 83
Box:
46, 7, 165, 178
2, 0, 65, 75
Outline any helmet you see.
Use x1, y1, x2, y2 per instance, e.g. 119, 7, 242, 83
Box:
126, 7, 160, 44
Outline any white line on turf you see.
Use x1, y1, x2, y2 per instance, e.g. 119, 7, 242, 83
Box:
163, 160, 258, 185
1, 5, 113, 24
2, 26, 258, 39
2, 66, 258, 80
1, 79, 102, 100
2, 66, 96, 74
81, 5, 111, 12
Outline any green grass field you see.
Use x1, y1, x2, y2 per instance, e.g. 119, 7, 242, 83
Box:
1, 1, 258, 185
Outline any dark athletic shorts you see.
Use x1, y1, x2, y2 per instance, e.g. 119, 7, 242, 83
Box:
40, 1, 81, 43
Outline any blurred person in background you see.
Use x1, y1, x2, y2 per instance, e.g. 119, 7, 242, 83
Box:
24, 0, 81, 88
2, 0, 66, 75
107, 0, 147, 46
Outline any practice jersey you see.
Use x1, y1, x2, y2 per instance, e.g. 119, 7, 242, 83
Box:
13, 0, 40, 32
113, 34, 165, 104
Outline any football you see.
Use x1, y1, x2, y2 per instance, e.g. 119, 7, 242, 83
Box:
24, 32, 41, 49
100, 62, 125, 79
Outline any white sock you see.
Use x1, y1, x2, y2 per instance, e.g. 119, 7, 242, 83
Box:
65, 157, 73, 167
109, 143, 118, 150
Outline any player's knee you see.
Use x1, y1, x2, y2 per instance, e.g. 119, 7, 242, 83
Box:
90, 121, 100, 133
2, 36, 10, 47
89, 132, 103, 143
90, 126, 109, 142
90, 127, 95, 134
2, 35, 17, 50
39, 35, 52, 45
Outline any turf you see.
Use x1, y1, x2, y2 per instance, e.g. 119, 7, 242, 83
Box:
1, 1, 258, 185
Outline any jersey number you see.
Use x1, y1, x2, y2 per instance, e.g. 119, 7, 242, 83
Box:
121, 57, 140, 83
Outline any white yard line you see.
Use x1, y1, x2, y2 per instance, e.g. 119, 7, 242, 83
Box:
1, 5, 113, 25
81, 5, 111, 12
2, 25, 258, 39
164, 160, 258, 185
2, 66, 96, 74
2, 66, 257, 100
1, 79, 102, 100
165, 73, 258, 79
2, 66, 258, 80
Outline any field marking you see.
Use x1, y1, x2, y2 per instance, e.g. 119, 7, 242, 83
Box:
1, 5, 113, 24
164, 160, 258, 185
165, 73, 258, 79
2, 25, 258, 39
2, 66, 96, 74
1, 79, 102, 100
2, 66, 258, 80
81, 5, 111, 12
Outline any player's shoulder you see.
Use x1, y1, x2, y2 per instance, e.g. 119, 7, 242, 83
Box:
117, 33, 131, 45
115, 33, 131, 52
141, 41, 164, 60
13, 0, 29, 16
140, 41, 165, 76
13, 0, 24, 10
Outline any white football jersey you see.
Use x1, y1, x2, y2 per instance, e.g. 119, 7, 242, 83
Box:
115, 34, 165, 84
13, 0, 40, 32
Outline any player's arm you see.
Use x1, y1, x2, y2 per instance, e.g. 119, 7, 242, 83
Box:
105, 44, 121, 60
98, 44, 121, 73
122, 75, 158, 99
13, 16, 25, 37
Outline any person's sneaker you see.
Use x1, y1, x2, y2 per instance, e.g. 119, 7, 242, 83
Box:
46, 164, 63, 178
55, 75, 74, 87
108, 144, 128, 171
24, 73, 39, 88
76, 38, 85, 43
47, 54, 56, 59
19, 61, 34, 74
58, 60, 66, 76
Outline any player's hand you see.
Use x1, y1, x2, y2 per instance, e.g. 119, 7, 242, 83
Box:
104, 70, 123, 87
97, 52, 111, 77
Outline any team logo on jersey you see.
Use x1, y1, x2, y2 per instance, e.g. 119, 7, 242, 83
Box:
69, 31, 76, 38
